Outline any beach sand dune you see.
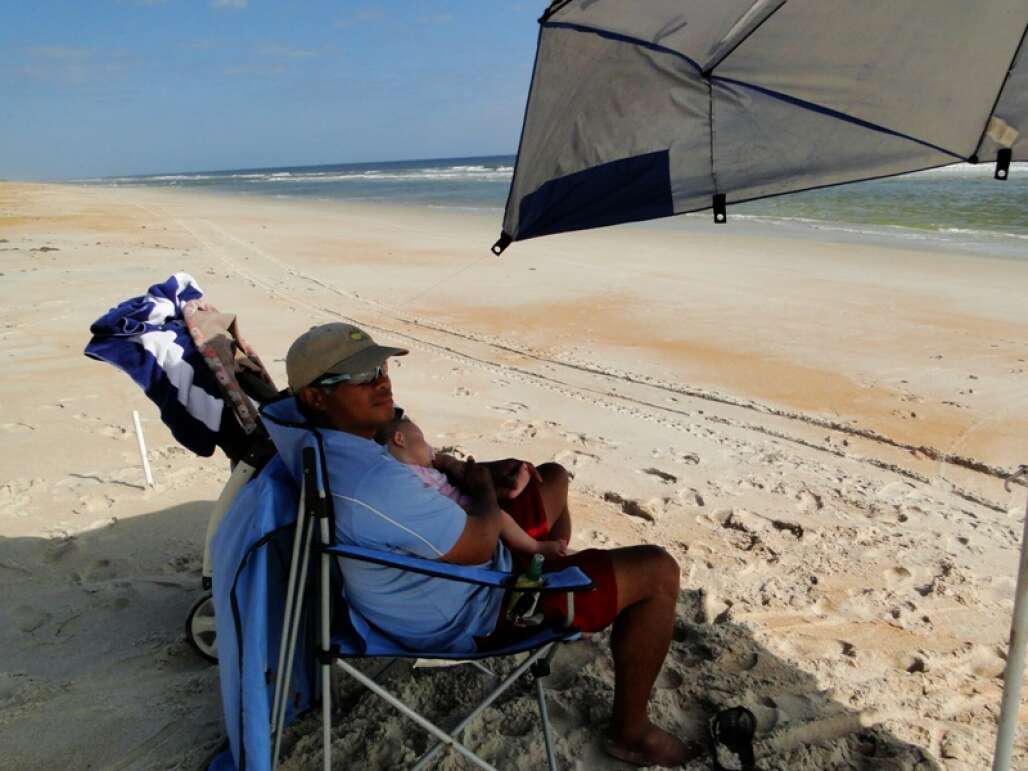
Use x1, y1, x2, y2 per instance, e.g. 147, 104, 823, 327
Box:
1, 181, 1025, 769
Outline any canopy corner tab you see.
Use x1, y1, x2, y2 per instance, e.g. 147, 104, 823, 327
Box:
491, 232, 512, 256
713, 193, 727, 224
995, 148, 1013, 181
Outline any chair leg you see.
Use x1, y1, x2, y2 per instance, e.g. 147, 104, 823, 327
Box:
535, 643, 562, 771
272, 498, 315, 770
336, 659, 500, 771
319, 540, 333, 771
536, 675, 557, 771
271, 488, 307, 740
410, 644, 555, 771
322, 658, 332, 771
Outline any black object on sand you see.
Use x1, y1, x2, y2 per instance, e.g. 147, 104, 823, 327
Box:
710, 706, 757, 771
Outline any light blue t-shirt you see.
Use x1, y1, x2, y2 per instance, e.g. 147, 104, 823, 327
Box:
323, 430, 511, 653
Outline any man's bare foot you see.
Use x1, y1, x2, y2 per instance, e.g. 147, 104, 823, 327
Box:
604, 724, 705, 767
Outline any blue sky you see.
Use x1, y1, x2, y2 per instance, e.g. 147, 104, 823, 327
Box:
0, 1, 541, 180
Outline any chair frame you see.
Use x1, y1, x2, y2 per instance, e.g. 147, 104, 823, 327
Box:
270, 446, 592, 771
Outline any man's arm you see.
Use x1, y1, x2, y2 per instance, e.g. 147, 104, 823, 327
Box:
434, 454, 541, 497
439, 458, 504, 564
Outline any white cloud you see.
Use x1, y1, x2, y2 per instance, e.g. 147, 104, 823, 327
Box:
212, 0, 248, 8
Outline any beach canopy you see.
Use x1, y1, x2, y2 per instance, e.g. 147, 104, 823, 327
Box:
494, 0, 1027, 251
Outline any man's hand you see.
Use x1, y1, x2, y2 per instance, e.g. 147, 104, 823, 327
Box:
536, 539, 569, 558
487, 458, 541, 499
440, 456, 503, 565
498, 462, 532, 500
462, 457, 497, 502
432, 452, 467, 483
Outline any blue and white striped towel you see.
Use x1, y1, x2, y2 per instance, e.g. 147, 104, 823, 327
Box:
84, 272, 224, 457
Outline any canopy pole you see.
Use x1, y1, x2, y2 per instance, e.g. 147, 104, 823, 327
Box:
993, 465, 1028, 771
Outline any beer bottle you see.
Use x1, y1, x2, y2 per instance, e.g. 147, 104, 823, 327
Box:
507, 554, 545, 625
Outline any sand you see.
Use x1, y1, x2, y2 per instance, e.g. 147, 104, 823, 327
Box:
0, 180, 1026, 770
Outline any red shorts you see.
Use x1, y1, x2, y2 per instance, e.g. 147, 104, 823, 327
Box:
477, 481, 618, 649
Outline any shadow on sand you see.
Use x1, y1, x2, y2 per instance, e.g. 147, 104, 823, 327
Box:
0, 500, 946, 771
0, 500, 225, 771
277, 599, 943, 770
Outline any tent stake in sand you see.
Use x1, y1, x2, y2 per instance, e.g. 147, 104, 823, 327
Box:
132, 409, 155, 487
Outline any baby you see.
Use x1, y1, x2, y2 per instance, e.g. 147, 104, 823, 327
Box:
375, 412, 568, 558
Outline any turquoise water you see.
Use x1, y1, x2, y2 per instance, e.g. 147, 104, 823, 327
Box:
78, 155, 1027, 252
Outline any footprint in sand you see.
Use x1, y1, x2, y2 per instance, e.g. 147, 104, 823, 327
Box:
603, 491, 662, 523
777, 635, 843, 664
736, 475, 769, 492
81, 558, 123, 582
642, 467, 677, 484
0, 422, 36, 433
0, 479, 44, 513
837, 640, 858, 659
73, 494, 115, 515
954, 644, 1006, 679
717, 645, 760, 674
545, 641, 598, 691
98, 425, 130, 444
672, 625, 718, 665
890, 651, 928, 674
150, 445, 190, 460
716, 508, 771, 535
677, 488, 705, 507
489, 401, 529, 414
654, 667, 683, 689
72, 412, 131, 441
495, 419, 542, 441
11, 605, 52, 634
883, 566, 913, 586
562, 430, 616, 449
876, 481, 916, 501
795, 488, 824, 513
553, 448, 598, 471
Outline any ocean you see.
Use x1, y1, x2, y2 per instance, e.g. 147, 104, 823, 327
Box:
78, 155, 1027, 256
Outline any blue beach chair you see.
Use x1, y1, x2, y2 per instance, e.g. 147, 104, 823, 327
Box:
255, 402, 593, 771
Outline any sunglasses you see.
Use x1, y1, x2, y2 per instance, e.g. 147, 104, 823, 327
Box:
315, 362, 388, 388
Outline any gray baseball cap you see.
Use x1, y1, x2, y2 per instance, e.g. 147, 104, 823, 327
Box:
286, 322, 408, 392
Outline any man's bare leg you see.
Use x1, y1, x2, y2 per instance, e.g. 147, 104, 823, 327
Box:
536, 462, 572, 542
605, 545, 701, 766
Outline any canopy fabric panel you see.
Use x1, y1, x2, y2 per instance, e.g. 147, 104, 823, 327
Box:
500, 1, 1027, 244
712, 80, 954, 204
548, 0, 782, 67
505, 26, 712, 239
976, 38, 1028, 161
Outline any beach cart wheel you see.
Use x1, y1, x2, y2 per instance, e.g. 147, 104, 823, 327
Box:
185, 592, 218, 663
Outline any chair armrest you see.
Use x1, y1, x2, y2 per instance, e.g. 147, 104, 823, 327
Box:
323, 543, 593, 592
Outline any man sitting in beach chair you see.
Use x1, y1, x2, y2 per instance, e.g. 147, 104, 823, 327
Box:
284, 322, 703, 767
